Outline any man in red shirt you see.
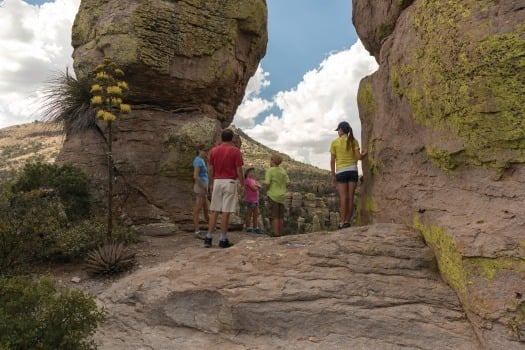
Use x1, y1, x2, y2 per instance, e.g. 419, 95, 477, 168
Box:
205, 129, 244, 248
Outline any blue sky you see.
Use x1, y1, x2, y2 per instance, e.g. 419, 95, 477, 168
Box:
0, 0, 377, 169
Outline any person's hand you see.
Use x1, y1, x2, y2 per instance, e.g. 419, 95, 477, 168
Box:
361, 149, 368, 157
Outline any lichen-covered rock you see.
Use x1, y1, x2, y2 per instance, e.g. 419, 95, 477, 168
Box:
60, 0, 267, 224
71, 0, 267, 123
354, 0, 525, 347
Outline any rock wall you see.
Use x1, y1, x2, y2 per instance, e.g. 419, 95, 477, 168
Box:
59, 0, 267, 224
353, 0, 525, 347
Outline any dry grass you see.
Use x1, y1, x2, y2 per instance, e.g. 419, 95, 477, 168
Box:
0, 122, 64, 179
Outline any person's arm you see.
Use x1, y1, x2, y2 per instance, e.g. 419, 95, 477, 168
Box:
247, 179, 260, 191
208, 164, 214, 192
237, 166, 245, 196
330, 153, 336, 184
355, 147, 367, 160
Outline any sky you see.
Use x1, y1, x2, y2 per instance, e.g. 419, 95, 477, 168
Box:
0, 0, 378, 170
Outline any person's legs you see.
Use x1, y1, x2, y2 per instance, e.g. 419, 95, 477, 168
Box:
272, 218, 280, 237
336, 182, 349, 226
245, 206, 254, 230
220, 212, 231, 233
253, 205, 259, 230
202, 196, 210, 223
345, 181, 357, 224
193, 196, 204, 232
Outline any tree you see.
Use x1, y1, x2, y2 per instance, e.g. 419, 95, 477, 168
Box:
90, 57, 131, 238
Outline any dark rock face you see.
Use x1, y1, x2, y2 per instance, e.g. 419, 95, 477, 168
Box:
94, 224, 482, 349
59, 0, 267, 224
353, 0, 525, 348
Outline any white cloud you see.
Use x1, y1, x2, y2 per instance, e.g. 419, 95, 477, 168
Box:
0, 0, 80, 128
233, 66, 273, 129
236, 40, 378, 170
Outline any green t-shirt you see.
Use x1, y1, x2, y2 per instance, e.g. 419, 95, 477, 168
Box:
265, 166, 289, 204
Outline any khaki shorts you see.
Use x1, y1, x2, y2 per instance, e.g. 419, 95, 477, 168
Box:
194, 182, 207, 196
268, 198, 285, 219
210, 179, 238, 213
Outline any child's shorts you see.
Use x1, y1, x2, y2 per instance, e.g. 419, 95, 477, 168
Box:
246, 201, 259, 208
268, 198, 285, 219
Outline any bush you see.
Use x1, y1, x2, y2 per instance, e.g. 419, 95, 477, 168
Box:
12, 162, 91, 221
0, 276, 106, 350
53, 220, 139, 262
0, 189, 67, 273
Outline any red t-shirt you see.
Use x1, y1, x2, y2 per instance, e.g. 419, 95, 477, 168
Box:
208, 143, 244, 179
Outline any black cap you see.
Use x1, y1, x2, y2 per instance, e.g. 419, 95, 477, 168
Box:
335, 121, 350, 131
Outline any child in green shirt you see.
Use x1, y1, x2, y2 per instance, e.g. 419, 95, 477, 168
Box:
264, 153, 290, 237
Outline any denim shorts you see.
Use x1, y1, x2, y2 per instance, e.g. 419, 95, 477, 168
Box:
246, 201, 259, 208
335, 170, 358, 183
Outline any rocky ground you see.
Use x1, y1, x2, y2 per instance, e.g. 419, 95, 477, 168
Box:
46, 224, 488, 350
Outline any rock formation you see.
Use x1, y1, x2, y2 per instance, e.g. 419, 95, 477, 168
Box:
94, 224, 482, 349
58, 0, 267, 224
353, 0, 525, 347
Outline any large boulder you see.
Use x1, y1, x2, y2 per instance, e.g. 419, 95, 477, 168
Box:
59, 0, 267, 224
71, 0, 267, 122
94, 224, 481, 349
353, 0, 525, 347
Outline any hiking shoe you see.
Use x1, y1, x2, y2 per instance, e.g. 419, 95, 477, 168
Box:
343, 222, 351, 228
254, 228, 262, 234
337, 223, 345, 229
219, 239, 233, 248
194, 231, 206, 240
204, 237, 212, 248
246, 228, 254, 233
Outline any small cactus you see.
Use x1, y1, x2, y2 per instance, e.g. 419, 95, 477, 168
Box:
85, 241, 135, 275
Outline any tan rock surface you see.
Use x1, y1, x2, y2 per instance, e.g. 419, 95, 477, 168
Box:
353, 0, 525, 347
94, 224, 481, 349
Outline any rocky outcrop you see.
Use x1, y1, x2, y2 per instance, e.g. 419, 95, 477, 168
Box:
353, 0, 525, 347
94, 224, 481, 349
58, 0, 267, 224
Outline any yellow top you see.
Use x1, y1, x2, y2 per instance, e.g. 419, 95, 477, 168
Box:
329, 137, 360, 171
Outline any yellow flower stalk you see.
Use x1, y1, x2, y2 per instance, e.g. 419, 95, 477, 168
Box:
114, 68, 125, 78
103, 112, 116, 122
96, 71, 110, 82
117, 81, 129, 91
107, 86, 122, 97
90, 95, 103, 106
90, 84, 103, 94
96, 110, 105, 119
120, 104, 131, 114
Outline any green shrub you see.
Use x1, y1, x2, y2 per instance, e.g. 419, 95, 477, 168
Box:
53, 220, 139, 262
0, 276, 105, 350
0, 189, 67, 273
12, 162, 91, 221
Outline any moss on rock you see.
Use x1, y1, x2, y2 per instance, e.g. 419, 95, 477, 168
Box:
159, 118, 218, 181
413, 217, 468, 296
393, 0, 525, 171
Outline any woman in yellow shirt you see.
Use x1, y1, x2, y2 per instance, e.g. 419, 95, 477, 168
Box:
329, 121, 367, 229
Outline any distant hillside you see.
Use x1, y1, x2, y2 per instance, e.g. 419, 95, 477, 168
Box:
0, 123, 331, 193
0, 122, 63, 179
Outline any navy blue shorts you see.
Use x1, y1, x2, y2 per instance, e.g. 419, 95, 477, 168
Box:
335, 170, 358, 183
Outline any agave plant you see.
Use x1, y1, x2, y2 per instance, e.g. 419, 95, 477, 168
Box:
40, 70, 97, 134
85, 241, 135, 275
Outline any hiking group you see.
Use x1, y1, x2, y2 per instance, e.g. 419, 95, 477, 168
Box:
192, 122, 366, 248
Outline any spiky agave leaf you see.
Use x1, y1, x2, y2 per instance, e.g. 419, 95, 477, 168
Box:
85, 241, 135, 275
40, 71, 97, 134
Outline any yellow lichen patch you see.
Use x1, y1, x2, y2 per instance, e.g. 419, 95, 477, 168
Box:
357, 83, 376, 120
465, 257, 525, 281
393, 0, 525, 171
413, 216, 468, 297
365, 196, 378, 213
